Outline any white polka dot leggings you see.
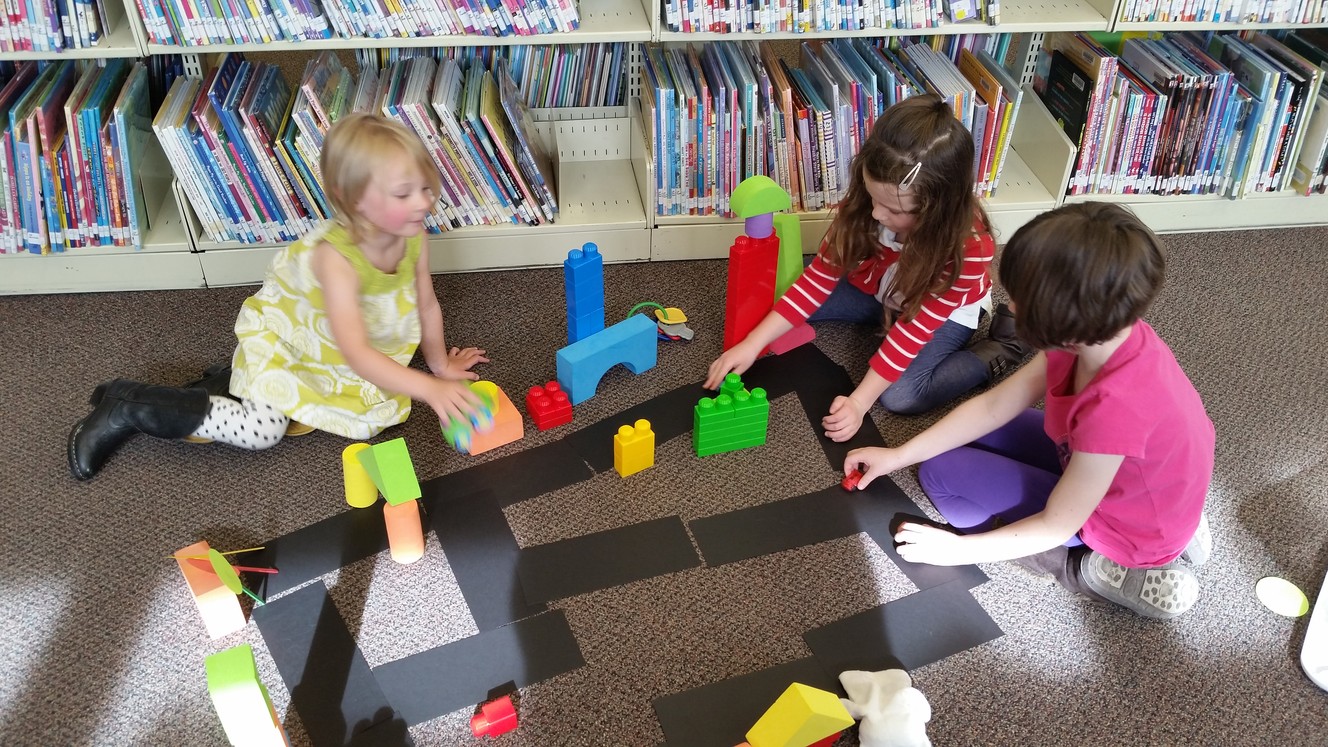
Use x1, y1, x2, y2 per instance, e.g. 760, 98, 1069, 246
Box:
190, 396, 289, 450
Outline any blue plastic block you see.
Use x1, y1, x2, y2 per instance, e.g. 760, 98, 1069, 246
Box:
564, 242, 605, 343
556, 314, 658, 405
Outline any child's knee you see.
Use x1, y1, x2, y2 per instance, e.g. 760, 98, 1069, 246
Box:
880, 387, 930, 416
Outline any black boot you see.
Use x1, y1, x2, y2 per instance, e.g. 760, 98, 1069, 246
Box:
969, 303, 1035, 381
68, 380, 211, 480
182, 363, 234, 398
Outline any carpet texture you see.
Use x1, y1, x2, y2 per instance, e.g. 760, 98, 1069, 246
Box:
1, 223, 1326, 746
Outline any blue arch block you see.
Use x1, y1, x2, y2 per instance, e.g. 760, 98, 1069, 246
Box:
556, 314, 658, 405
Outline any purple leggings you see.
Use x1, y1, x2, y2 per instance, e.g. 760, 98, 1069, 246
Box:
917, 408, 1083, 548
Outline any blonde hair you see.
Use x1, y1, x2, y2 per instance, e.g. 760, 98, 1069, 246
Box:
320, 112, 442, 241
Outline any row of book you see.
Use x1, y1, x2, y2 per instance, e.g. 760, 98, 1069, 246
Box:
354, 41, 629, 109
640, 37, 1024, 218
1035, 30, 1328, 198
133, 0, 578, 45
660, 0, 999, 32
1, 60, 155, 255
1, 0, 106, 51
1118, 0, 1328, 24
153, 48, 560, 244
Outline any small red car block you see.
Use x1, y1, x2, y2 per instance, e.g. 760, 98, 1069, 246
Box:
842, 468, 863, 492
470, 695, 518, 738
526, 381, 573, 431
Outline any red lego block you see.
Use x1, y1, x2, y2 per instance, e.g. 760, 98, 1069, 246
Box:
470, 695, 518, 738
842, 468, 863, 492
723, 233, 780, 351
526, 382, 573, 431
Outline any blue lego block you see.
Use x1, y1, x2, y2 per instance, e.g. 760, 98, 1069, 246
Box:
556, 314, 658, 405
564, 242, 605, 343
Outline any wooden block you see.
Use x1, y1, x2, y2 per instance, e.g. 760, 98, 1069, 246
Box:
175, 540, 246, 640
467, 386, 524, 456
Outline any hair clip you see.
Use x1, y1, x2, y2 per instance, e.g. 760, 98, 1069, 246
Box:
899, 162, 923, 191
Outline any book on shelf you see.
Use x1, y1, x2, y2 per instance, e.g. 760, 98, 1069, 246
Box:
495, 57, 558, 222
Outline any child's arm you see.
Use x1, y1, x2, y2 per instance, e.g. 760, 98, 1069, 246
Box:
703, 310, 794, 389
845, 354, 1048, 484
413, 249, 488, 381
894, 450, 1123, 566
313, 242, 481, 425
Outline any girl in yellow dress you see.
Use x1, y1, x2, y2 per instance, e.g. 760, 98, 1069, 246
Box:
68, 113, 487, 480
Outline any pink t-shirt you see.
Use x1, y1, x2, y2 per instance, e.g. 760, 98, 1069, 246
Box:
1043, 320, 1215, 568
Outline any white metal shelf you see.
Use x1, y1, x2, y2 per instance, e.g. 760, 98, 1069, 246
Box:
0, 0, 143, 59
1064, 190, 1328, 233
1113, 19, 1328, 31
143, 0, 651, 54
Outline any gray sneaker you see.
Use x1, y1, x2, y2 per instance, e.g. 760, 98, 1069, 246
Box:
1180, 513, 1212, 566
1080, 551, 1199, 619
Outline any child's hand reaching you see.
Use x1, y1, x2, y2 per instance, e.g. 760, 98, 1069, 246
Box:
842, 446, 910, 489
823, 395, 867, 442
704, 340, 759, 390
426, 378, 485, 428
431, 346, 489, 381
894, 522, 967, 566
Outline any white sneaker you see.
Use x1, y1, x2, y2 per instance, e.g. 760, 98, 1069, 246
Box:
1180, 513, 1212, 566
1080, 552, 1199, 620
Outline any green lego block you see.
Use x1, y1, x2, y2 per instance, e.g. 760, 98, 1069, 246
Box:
355, 437, 421, 506
694, 377, 769, 457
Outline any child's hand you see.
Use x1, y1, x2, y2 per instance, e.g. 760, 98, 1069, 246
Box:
427, 379, 484, 427
894, 522, 967, 566
431, 346, 489, 381
704, 340, 759, 390
842, 446, 909, 489
822, 395, 865, 442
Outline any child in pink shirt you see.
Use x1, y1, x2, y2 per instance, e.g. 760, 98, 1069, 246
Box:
845, 202, 1215, 619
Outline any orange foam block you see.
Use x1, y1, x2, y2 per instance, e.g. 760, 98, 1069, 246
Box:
466, 385, 524, 456
175, 540, 246, 639
384, 499, 425, 564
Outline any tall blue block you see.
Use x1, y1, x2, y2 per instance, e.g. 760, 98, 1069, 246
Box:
556, 314, 657, 405
564, 243, 605, 344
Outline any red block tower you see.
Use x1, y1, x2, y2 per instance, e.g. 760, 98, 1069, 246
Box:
722, 233, 780, 351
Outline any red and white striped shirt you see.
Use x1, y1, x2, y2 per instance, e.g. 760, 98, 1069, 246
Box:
774, 220, 995, 383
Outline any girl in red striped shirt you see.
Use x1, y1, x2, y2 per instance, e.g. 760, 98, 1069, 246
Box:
705, 95, 1031, 442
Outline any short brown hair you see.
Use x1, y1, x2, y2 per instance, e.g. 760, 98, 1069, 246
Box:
320, 112, 441, 240
999, 202, 1165, 349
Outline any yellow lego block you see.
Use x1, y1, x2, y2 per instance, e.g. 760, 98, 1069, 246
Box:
613, 419, 655, 477
746, 683, 854, 747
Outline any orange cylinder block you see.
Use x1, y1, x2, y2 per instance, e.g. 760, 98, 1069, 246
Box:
383, 499, 424, 564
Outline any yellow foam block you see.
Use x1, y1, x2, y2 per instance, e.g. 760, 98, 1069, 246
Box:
342, 443, 378, 509
746, 683, 854, 747
175, 540, 246, 640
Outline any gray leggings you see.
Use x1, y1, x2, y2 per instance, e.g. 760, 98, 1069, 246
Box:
191, 396, 289, 450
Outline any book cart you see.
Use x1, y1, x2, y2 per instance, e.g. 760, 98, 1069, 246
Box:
2, 0, 1325, 294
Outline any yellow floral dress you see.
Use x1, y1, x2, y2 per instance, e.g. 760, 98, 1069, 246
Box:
229, 221, 423, 440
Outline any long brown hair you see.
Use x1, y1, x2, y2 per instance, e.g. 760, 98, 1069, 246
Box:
823, 95, 988, 322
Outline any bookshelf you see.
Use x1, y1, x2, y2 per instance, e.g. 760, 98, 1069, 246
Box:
1, 0, 1326, 295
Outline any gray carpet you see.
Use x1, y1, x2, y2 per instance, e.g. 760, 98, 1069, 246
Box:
2, 224, 1326, 746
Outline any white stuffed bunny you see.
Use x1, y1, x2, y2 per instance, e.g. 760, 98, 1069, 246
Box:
838, 669, 932, 747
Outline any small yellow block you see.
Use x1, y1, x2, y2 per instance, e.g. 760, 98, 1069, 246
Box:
613, 419, 655, 477
342, 443, 378, 508
746, 683, 854, 747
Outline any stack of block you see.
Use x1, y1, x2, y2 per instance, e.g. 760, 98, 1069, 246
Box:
693, 373, 770, 457
356, 438, 425, 564
564, 243, 605, 344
